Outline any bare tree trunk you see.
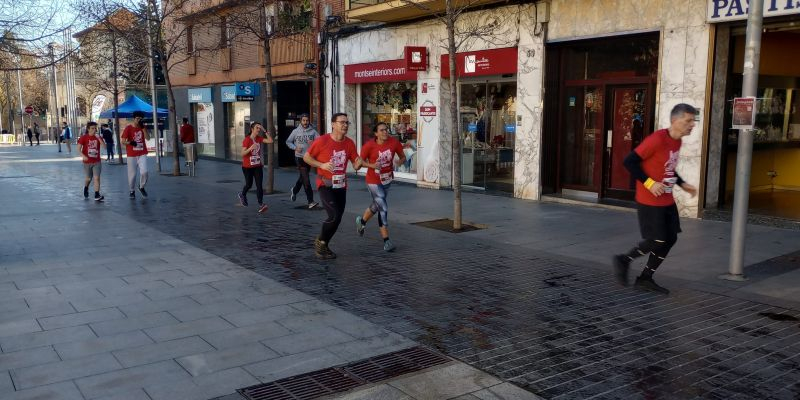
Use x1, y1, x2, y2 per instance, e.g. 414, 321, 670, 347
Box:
111, 34, 123, 164
262, 24, 275, 194
446, 0, 462, 230
162, 62, 180, 176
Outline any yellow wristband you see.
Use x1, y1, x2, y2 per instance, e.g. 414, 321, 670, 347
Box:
643, 178, 655, 189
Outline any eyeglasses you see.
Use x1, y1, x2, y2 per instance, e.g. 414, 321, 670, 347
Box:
335, 121, 350, 125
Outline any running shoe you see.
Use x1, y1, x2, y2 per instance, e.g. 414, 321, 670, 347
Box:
138, 187, 148, 198
314, 238, 336, 260
237, 192, 248, 206
355, 216, 365, 236
307, 202, 318, 209
634, 276, 670, 295
383, 239, 396, 252
612, 254, 630, 287
129, 191, 135, 199
83, 186, 89, 198
94, 194, 104, 202
290, 186, 297, 202
258, 204, 269, 213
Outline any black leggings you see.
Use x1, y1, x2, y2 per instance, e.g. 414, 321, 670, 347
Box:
626, 236, 678, 273
318, 186, 346, 243
242, 167, 264, 204
293, 157, 314, 203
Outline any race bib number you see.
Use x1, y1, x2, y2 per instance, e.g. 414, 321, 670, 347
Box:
88, 149, 98, 158
250, 155, 261, 165
379, 171, 393, 185
332, 174, 346, 189
663, 177, 677, 193
134, 141, 143, 151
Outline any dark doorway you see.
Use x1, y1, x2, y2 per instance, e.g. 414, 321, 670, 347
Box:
276, 81, 312, 167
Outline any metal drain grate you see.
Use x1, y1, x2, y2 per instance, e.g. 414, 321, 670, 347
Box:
238, 346, 449, 400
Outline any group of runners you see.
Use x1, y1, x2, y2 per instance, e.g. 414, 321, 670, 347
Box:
72, 102, 699, 294
75, 111, 150, 203
239, 112, 405, 260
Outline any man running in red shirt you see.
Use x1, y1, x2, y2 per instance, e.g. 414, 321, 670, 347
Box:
77, 121, 106, 201
121, 111, 150, 199
356, 122, 406, 252
304, 113, 363, 259
238, 121, 273, 213
613, 103, 698, 295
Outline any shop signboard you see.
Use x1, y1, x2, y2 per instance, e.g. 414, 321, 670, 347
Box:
417, 78, 440, 184
188, 88, 212, 103
235, 82, 259, 101
708, 0, 800, 22
221, 86, 237, 103
732, 97, 756, 130
404, 46, 427, 71
440, 47, 518, 78
344, 59, 418, 84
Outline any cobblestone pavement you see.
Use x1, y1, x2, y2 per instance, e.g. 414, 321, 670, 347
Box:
3, 147, 800, 399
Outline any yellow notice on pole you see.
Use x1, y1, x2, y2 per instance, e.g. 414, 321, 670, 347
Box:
732, 97, 756, 130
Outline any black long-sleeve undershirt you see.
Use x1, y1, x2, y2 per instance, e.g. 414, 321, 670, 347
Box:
623, 151, 684, 186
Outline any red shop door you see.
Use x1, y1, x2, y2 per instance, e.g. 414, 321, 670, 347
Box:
603, 86, 648, 200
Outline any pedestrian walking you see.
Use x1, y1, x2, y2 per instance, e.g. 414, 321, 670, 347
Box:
100, 123, 115, 162
355, 122, 406, 252
76, 121, 106, 201
121, 111, 149, 199
613, 103, 698, 295
237, 121, 272, 214
60, 122, 72, 153
286, 113, 319, 209
26, 126, 33, 146
33, 122, 41, 145
303, 113, 363, 260
179, 117, 196, 166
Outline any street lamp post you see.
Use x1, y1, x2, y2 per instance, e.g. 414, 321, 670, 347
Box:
723, 0, 764, 281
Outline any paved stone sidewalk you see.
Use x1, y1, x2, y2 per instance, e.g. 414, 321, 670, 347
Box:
0, 147, 535, 399
4, 146, 800, 399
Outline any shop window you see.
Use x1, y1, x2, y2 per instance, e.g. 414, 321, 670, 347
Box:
360, 81, 418, 174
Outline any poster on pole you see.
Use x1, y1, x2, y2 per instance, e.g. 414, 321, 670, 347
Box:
196, 103, 215, 144
732, 97, 756, 130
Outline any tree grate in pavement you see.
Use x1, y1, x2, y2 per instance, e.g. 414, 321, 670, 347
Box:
237, 346, 449, 400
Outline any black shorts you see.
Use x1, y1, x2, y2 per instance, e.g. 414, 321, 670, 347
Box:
637, 203, 681, 241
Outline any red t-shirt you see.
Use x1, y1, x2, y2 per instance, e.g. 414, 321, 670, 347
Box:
634, 129, 682, 207
361, 137, 404, 185
242, 136, 264, 168
307, 134, 358, 189
121, 125, 148, 157
180, 124, 195, 144
78, 134, 104, 164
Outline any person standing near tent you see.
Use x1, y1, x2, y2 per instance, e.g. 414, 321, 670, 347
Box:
101, 123, 115, 162
121, 111, 149, 199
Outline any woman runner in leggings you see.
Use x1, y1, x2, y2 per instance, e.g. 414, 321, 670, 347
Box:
355, 122, 406, 252
237, 122, 273, 213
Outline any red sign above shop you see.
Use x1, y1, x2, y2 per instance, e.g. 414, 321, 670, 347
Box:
440, 47, 518, 78
404, 46, 427, 71
344, 59, 418, 84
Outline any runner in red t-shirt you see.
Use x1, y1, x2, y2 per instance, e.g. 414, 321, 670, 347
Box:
77, 121, 106, 201
237, 121, 273, 213
120, 111, 150, 199
612, 103, 699, 295
355, 122, 406, 252
303, 112, 363, 259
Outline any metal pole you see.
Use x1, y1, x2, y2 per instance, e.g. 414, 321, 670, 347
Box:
146, 0, 161, 172
723, 0, 763, 281
17, 63, 27, 145
50, 44, 62, 151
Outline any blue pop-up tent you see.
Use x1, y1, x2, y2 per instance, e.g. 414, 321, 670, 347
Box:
99, 95, 168, 118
